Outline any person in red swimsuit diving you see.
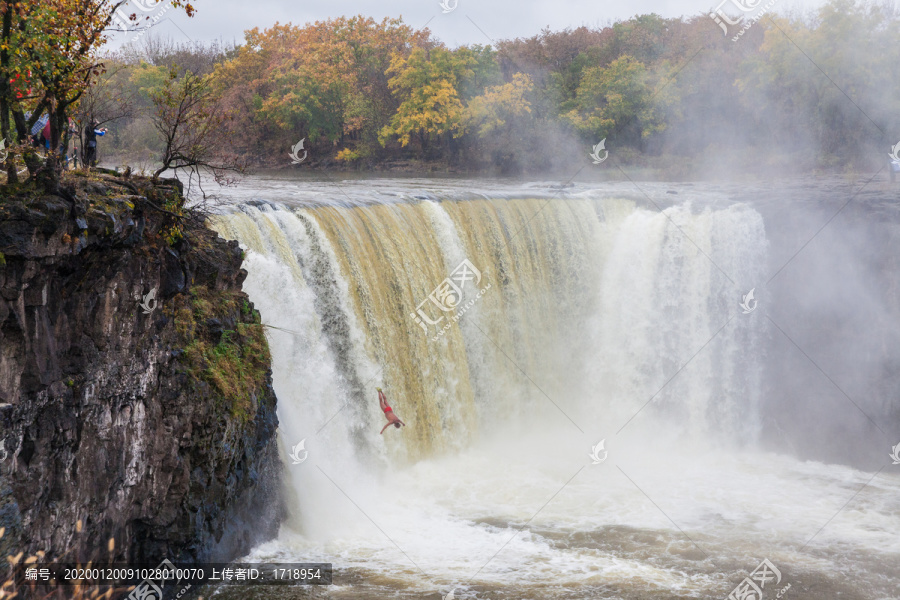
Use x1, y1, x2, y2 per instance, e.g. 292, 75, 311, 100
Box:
378, 387, 406, 434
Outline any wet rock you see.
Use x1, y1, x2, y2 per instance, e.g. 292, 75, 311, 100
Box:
162, 247, 187, 296
0, 175, 283, 565
206, 318, 224, 341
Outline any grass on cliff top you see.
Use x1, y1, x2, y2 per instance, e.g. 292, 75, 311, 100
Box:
174, 289, 270, 423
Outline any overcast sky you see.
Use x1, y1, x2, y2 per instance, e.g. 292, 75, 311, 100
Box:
112, 0, 824, 49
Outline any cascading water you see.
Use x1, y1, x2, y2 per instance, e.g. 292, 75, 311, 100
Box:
207, 186, 900, 600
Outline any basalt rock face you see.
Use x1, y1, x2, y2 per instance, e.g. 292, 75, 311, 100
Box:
0, 173, 283, 565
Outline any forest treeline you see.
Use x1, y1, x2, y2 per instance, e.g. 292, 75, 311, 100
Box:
93, 0, 900, 176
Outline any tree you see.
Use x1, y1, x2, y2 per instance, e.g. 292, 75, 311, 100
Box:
122, 35, 234, 76
462, 72, 534, 137
563, 55, 668, 144
150, 67, 244, 187
211, 17, 431, 163
0, 0, 194, 187
455, 44, 503, 102
378, 47, 476, 153
0, 0, 48, 183
736, 0, 900, 166
460, 73, 537, 172
73, 60, 137, 166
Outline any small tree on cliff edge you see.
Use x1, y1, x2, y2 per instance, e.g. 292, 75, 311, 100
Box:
0, 0, 195, 187
150, 67, 245, 191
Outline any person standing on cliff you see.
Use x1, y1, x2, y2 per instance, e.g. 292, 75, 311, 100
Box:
83, 120, 107, 167
378, 388, 406, 434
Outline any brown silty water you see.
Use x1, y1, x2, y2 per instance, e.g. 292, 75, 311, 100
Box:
195, 176, 900, 600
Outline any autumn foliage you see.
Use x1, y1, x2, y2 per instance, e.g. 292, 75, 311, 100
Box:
0, 0, 193, 186
23, 0, 900, 177
197, 3, 900, 173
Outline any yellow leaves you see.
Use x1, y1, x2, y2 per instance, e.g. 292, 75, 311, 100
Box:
380, 77, 465, 146
226, 16, 434, 144
335, 148, 361, 162
379, 45, 494, 146
462, 73, 534, 137
0, 0, 195, 116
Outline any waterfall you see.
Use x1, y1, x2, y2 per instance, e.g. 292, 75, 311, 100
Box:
211, 195, 767, 538
195, 185, 900, 600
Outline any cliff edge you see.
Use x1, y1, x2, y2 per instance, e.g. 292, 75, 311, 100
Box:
0, 171, 282, 566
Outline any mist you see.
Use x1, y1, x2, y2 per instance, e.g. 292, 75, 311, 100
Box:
91, 0, 900, 183
202, 178, 900, 599
3, 0, 898, 597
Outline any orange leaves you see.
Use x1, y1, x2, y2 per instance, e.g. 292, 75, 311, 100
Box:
215, 16, 433, 150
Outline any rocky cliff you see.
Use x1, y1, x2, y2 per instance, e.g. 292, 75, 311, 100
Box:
0, 171, 283, 567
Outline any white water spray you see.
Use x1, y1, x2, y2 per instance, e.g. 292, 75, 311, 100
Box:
210, 191, 899, 598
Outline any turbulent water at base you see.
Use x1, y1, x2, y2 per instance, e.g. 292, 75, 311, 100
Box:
207, 184, 900, 600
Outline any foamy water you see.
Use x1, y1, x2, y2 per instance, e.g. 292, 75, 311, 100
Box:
206, 177, 900, 600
